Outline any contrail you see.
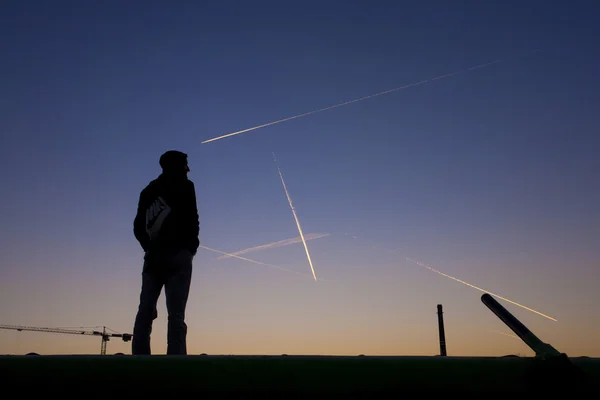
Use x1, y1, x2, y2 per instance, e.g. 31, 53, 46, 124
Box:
402, 255, 558, 322
216, 233, 330, 260
201, 58, 505, 144
199, 244, 311, 278
490, 329, 520, 340
272, 153, 318, 281
343, 233, 558, 322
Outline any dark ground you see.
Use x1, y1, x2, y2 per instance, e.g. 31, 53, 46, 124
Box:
1, 354, 598, 396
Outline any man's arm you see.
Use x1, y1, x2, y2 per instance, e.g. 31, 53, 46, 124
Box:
187, 181, 200, 255
133, 189, 151, 252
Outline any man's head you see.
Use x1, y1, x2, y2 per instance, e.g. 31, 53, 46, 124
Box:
159, 150, 190, 175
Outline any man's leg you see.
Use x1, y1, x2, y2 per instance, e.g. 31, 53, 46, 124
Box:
164, 249, 193, 355
132, 259, 164, 355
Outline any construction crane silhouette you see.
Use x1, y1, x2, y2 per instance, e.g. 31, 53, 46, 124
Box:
0, 324, 133, 355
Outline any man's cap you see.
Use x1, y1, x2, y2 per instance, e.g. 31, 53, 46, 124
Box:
159, 150, 188, 171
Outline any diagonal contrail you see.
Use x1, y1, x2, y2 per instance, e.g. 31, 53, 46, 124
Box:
490, 329, 520, 340
401, 256, 558, 322
201, 58, 506, 144
216, 233, 330, 260
272, 153, 318, 281
343, 233, 557, 322
199, 244, 311, 278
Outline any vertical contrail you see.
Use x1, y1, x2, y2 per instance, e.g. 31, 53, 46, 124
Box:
201, 57, 511, 144
199, 244, 311, 278
272, 152, 318, 281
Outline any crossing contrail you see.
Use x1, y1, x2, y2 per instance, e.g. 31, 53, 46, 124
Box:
201, 57, 511, 144
343, 233, 557, 322
216, 233, 330, 260
199, 244, 312, 278
273, 153, 318, 281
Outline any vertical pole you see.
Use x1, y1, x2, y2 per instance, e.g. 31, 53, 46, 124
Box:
101, 327, 107, 355
437, 304, 447, 356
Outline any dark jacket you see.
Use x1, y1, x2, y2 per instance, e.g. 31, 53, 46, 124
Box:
133, 173, 199, 256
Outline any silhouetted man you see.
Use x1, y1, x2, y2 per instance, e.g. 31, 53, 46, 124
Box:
132, 150, 199, 355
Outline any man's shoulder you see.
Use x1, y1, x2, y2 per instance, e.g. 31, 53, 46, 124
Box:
139, 178, 161, 197
142, 175, 194, 194
185, 180, 197, 198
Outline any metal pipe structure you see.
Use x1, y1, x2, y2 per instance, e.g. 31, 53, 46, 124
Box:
480, 294, 560, 359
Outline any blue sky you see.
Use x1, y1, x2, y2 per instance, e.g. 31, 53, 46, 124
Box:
0, 1, 599, 356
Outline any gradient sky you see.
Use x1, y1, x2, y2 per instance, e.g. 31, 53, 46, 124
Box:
1, 1, 599, 357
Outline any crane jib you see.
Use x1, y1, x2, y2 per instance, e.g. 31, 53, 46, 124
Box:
0, 324, 133, 355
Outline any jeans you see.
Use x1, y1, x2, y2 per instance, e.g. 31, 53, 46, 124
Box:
132, 249, 193, 355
